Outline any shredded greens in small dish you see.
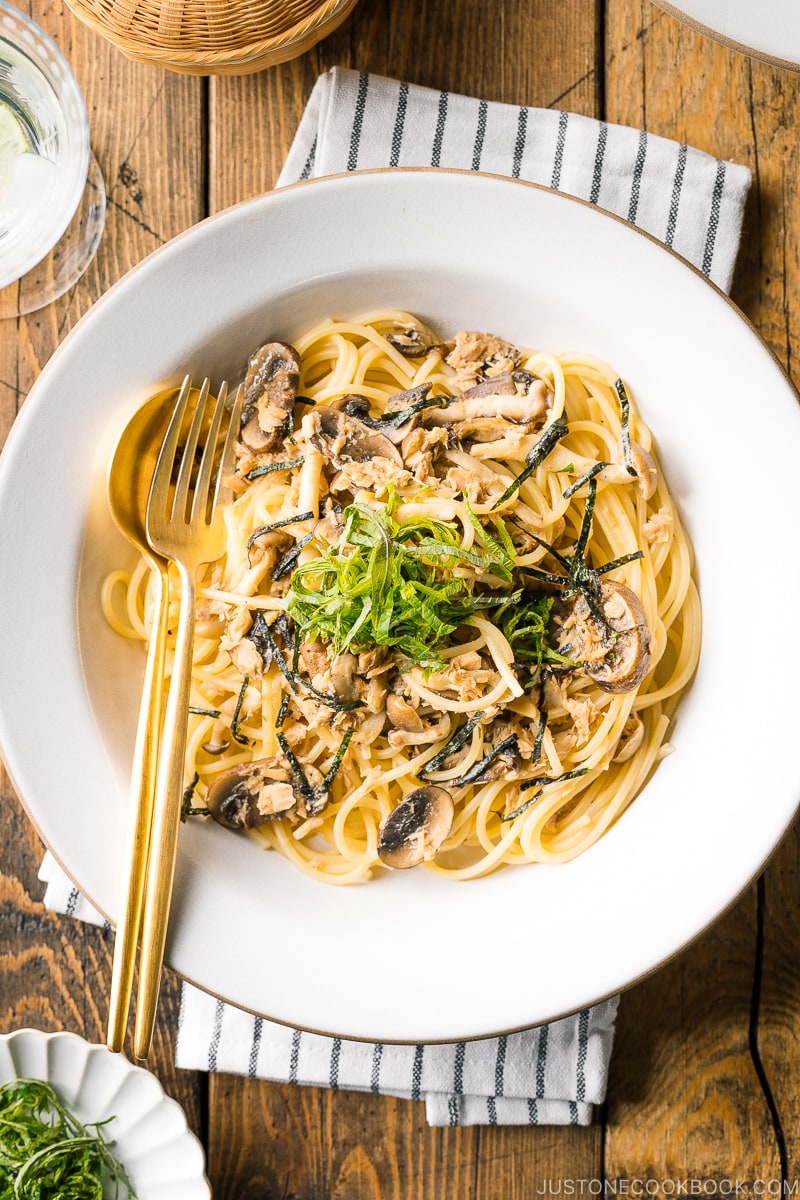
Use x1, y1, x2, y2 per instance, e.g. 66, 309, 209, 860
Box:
0, 1078, 135, 1200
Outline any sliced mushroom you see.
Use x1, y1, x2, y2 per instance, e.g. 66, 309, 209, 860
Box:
329, 387, 433, 444
559, 581, 651, 694
599, 443, 659, 500
330, 652, 359, 703
377, 785, 454, 869
424, 380, 548, 429
386, 321, 441, 358
206, 759, 296, 830
300, 406, 404, 467
240, 341, 301, 453
385, 692, 424, 733
613, 714, 645, 762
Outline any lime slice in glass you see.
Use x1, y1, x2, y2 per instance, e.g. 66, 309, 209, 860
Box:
0, 101, 32, 196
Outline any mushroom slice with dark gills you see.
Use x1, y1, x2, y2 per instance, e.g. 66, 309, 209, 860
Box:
329, 385, 434, 444
424, 372, 550, 432
206, 758, 297, 830
385, 319, 442, 358
206, 755, 327, 830
377, 786, 455, 869
240, 341, 301, 453
301, 405, 404, 467
557, 581, 651, 694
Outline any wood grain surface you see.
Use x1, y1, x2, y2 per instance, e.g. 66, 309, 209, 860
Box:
1, 0, 798, 1196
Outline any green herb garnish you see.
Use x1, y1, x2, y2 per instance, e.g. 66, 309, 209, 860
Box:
494, 595, 574, 677
287, 498, 517, 669
0, 1078, 135, 1199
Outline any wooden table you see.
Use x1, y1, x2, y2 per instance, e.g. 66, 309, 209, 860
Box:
2, 0, 799, 1194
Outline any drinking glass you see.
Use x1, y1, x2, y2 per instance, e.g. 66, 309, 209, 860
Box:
0, 2, 106, 317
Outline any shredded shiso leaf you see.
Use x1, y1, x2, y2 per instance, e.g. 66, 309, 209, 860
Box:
286, 492, 521, 669
0, 1078, 135, 1200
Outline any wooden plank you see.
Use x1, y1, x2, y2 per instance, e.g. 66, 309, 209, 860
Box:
207, 1080, 602, 1200
606, 893, 781, 1183
760, 829, 800, 1180
205, 0, 604, 1194
209, 0, 602, 212
0, 0, 208, 1142
603, 0, 788, 1182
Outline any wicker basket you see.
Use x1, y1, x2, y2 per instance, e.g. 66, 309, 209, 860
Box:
64, 0, 361, 74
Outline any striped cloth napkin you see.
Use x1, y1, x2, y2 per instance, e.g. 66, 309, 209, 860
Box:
39, 66, 751, 1126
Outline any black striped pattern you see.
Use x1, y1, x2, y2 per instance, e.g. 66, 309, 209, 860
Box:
347, 71, 369, 171
628, 128, 648, 223
472, 99, 488, 170
666, 142, 688, 247
431, 92, 449, 167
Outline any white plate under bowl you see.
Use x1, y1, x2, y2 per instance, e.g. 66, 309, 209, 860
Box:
653, 0, 800, 71
0, 169, 799, 1042
0, 1029, 209, 1198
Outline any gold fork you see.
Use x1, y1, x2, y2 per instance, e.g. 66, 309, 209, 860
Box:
134, 377, 242, 1060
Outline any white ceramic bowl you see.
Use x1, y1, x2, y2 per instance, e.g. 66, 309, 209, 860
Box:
0, 1029, 209, 1198
1, 170, 799, 1042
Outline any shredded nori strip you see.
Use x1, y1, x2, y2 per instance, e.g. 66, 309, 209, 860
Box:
448, 734, 519, 788
419, 710, 485, 778
562, 461, 610, 499
250, 613, 298, 695
276, 728, 354, 816
247, 511, 315, 553
573, 476, 597, 563
518, 765, 590, 793
189, 705, 222, 718
276, 730, 315, 805
614, 378, 638, 477
596, 549, 644, 575
532, 710, 548, 763
251, 609, 361, 712
181, 772, 209, 820
275, 693, 290, 728
490, 416, 570, 509
272, 534, 313, 581
378, 389, 448, 426
319, 729, 354, 796
230, 676, 251, 745
245, 456, 305, 481
500, 789, 544, 822
500, 763, 590, 824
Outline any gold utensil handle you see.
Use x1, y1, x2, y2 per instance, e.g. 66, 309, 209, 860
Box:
107, 562, 169, 1053
134, 561, 197, 1060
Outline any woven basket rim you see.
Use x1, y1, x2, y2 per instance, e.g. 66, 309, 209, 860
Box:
64, 0, 357, 69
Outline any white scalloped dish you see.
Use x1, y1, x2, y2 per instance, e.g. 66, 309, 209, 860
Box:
0, 1029, 210, 1199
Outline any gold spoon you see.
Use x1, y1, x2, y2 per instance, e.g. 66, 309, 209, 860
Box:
105, 381, 187, 1054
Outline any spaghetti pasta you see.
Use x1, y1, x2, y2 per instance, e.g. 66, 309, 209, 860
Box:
103, 310, 699, 884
